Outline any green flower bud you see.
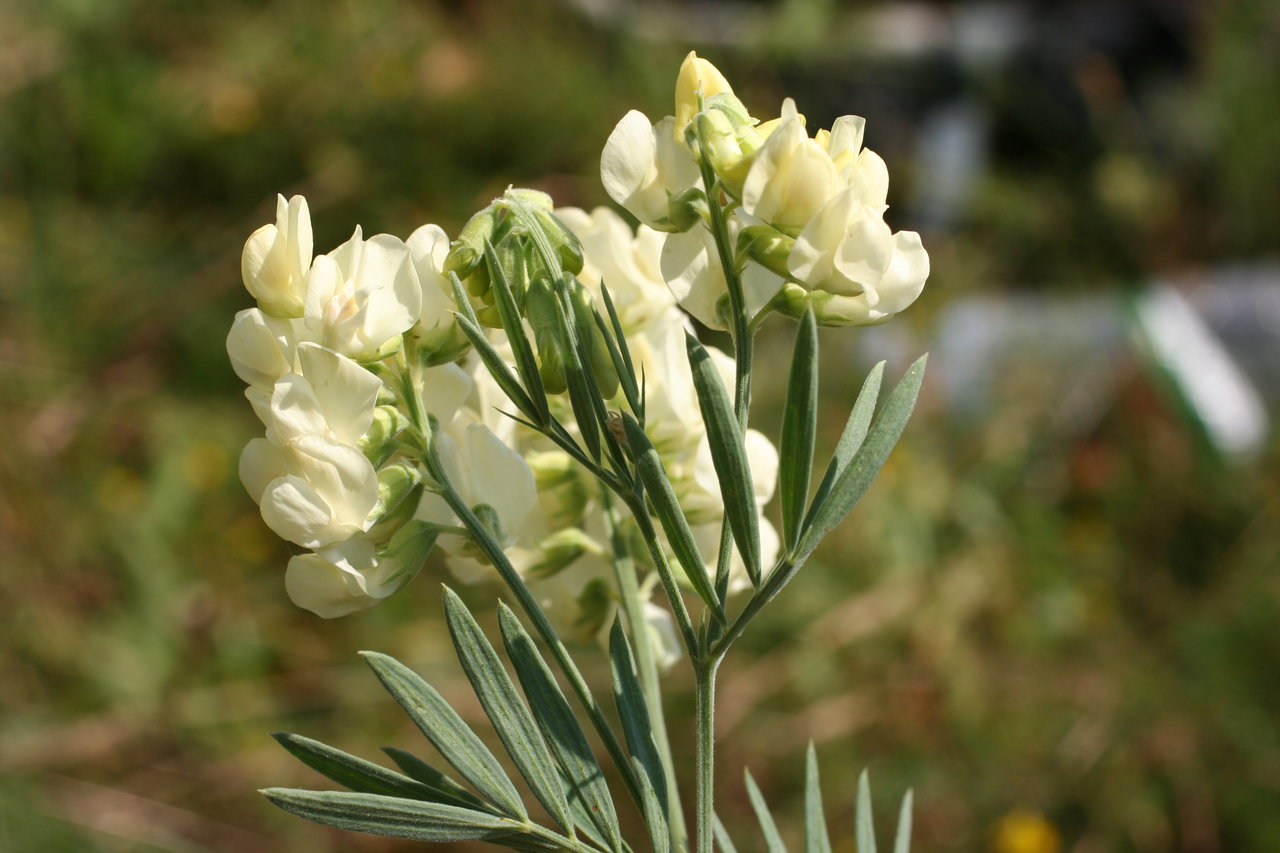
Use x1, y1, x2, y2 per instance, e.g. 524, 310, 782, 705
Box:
568, 277, 619, 399
524, 276, 568, 394
414, 322, 472, 367
737, 224, 796, 280
526, 451, 589, 528
360, 405, 410, 467
527, 528, 602, 580
667, 186, 709, 233
376, 462, 422, 518
377, 519, 440, 589
445, 206, 499, 279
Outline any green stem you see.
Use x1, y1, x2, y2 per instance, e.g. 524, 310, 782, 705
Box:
602, 491, 688, 853
399, 367, 647, 815
694, 657, 721, 853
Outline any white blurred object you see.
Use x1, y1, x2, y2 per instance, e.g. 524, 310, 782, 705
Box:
1133, 284, 1268, 460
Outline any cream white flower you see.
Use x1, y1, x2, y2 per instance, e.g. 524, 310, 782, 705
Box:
673, 51, 734, 141
285, 535, 404, 618
601, 112, 701, 231
258, 342, 383, 446
786, 187, 929, 325
304, 228, 422, 361
240, 433, 380, 550
407, 223, 469, 362
660, 227, 784, 330
242, 194, 312, 318
415, 423, 538, 575
555, 206, 675, 332
741, 100, 839, 229
226, 307, 299, 390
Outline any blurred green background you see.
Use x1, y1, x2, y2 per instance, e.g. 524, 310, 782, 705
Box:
2, 1, 1278, 851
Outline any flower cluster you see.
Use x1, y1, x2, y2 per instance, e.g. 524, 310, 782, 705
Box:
602, 52, 929, 328
229, 192, 778, 657
229, 195, 533, 618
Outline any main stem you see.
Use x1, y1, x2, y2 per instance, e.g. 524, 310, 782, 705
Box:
603, 491, 689, 852
694, 656, 721, 853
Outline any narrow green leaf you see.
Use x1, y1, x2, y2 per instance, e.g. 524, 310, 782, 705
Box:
892, 790, 913, 853
713, 814, 740, 853
498, 603, 624, 851
607, 621, 668, 820
632, 756, 670, 853
485, 241, 549, 423
453, 308, 540, 424
796, 355, 926, 564
806, 361, 885, 529
621, 413, 724, 623
449, 271, 482, 326
744, 768, 788, 853
361, 651, 526, 819
557, 289, 603, 461
780, 309, 818, 552
443, 588, 575, 836
599, 284, 643, 419
855, 770, 876, 853
685, 334, 761, 586
273, 732, 465, 805
261, 788, 548, 847
803, 742, 832, 853
380, 747, 491, 811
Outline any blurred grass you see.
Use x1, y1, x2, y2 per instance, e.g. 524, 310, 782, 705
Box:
2, 1, 1278, 851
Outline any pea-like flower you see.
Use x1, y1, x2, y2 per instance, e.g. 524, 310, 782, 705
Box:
242, 194, 312, 318
304, 228, 422, 361
240, 433, 381, 550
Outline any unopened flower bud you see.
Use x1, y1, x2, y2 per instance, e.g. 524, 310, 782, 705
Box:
568, 277, 619, 399
666, 186, 708, 233
375, 462, 422, 518
737, 224, 795, 279
527, 528, 601, 580
360, 405, 410, 468
524, 276, 568, 394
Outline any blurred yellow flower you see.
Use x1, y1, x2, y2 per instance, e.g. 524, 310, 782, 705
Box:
993, 809, 1061, 853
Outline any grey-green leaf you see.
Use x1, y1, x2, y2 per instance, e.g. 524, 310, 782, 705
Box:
686, 334, 761, 586
892, 790, 913, 853
261, 788, 548, 847
498, 603, 624, 851
633, 756, 670, 853
607, 621, 668, 821
443, 588, 575, 836
779, 308, 818, 553
856, 770, 876, 853
805, 361, 884, 530
796, 355, 925, 564
453, 308, 541, 424
273, 732, 465, 805
380, 747, 491, 811
621, 412, 724, 623
714, 814, 740, 853
803, 742, 832, 853
361, 651, 526, 819
744, 769, 788, 853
